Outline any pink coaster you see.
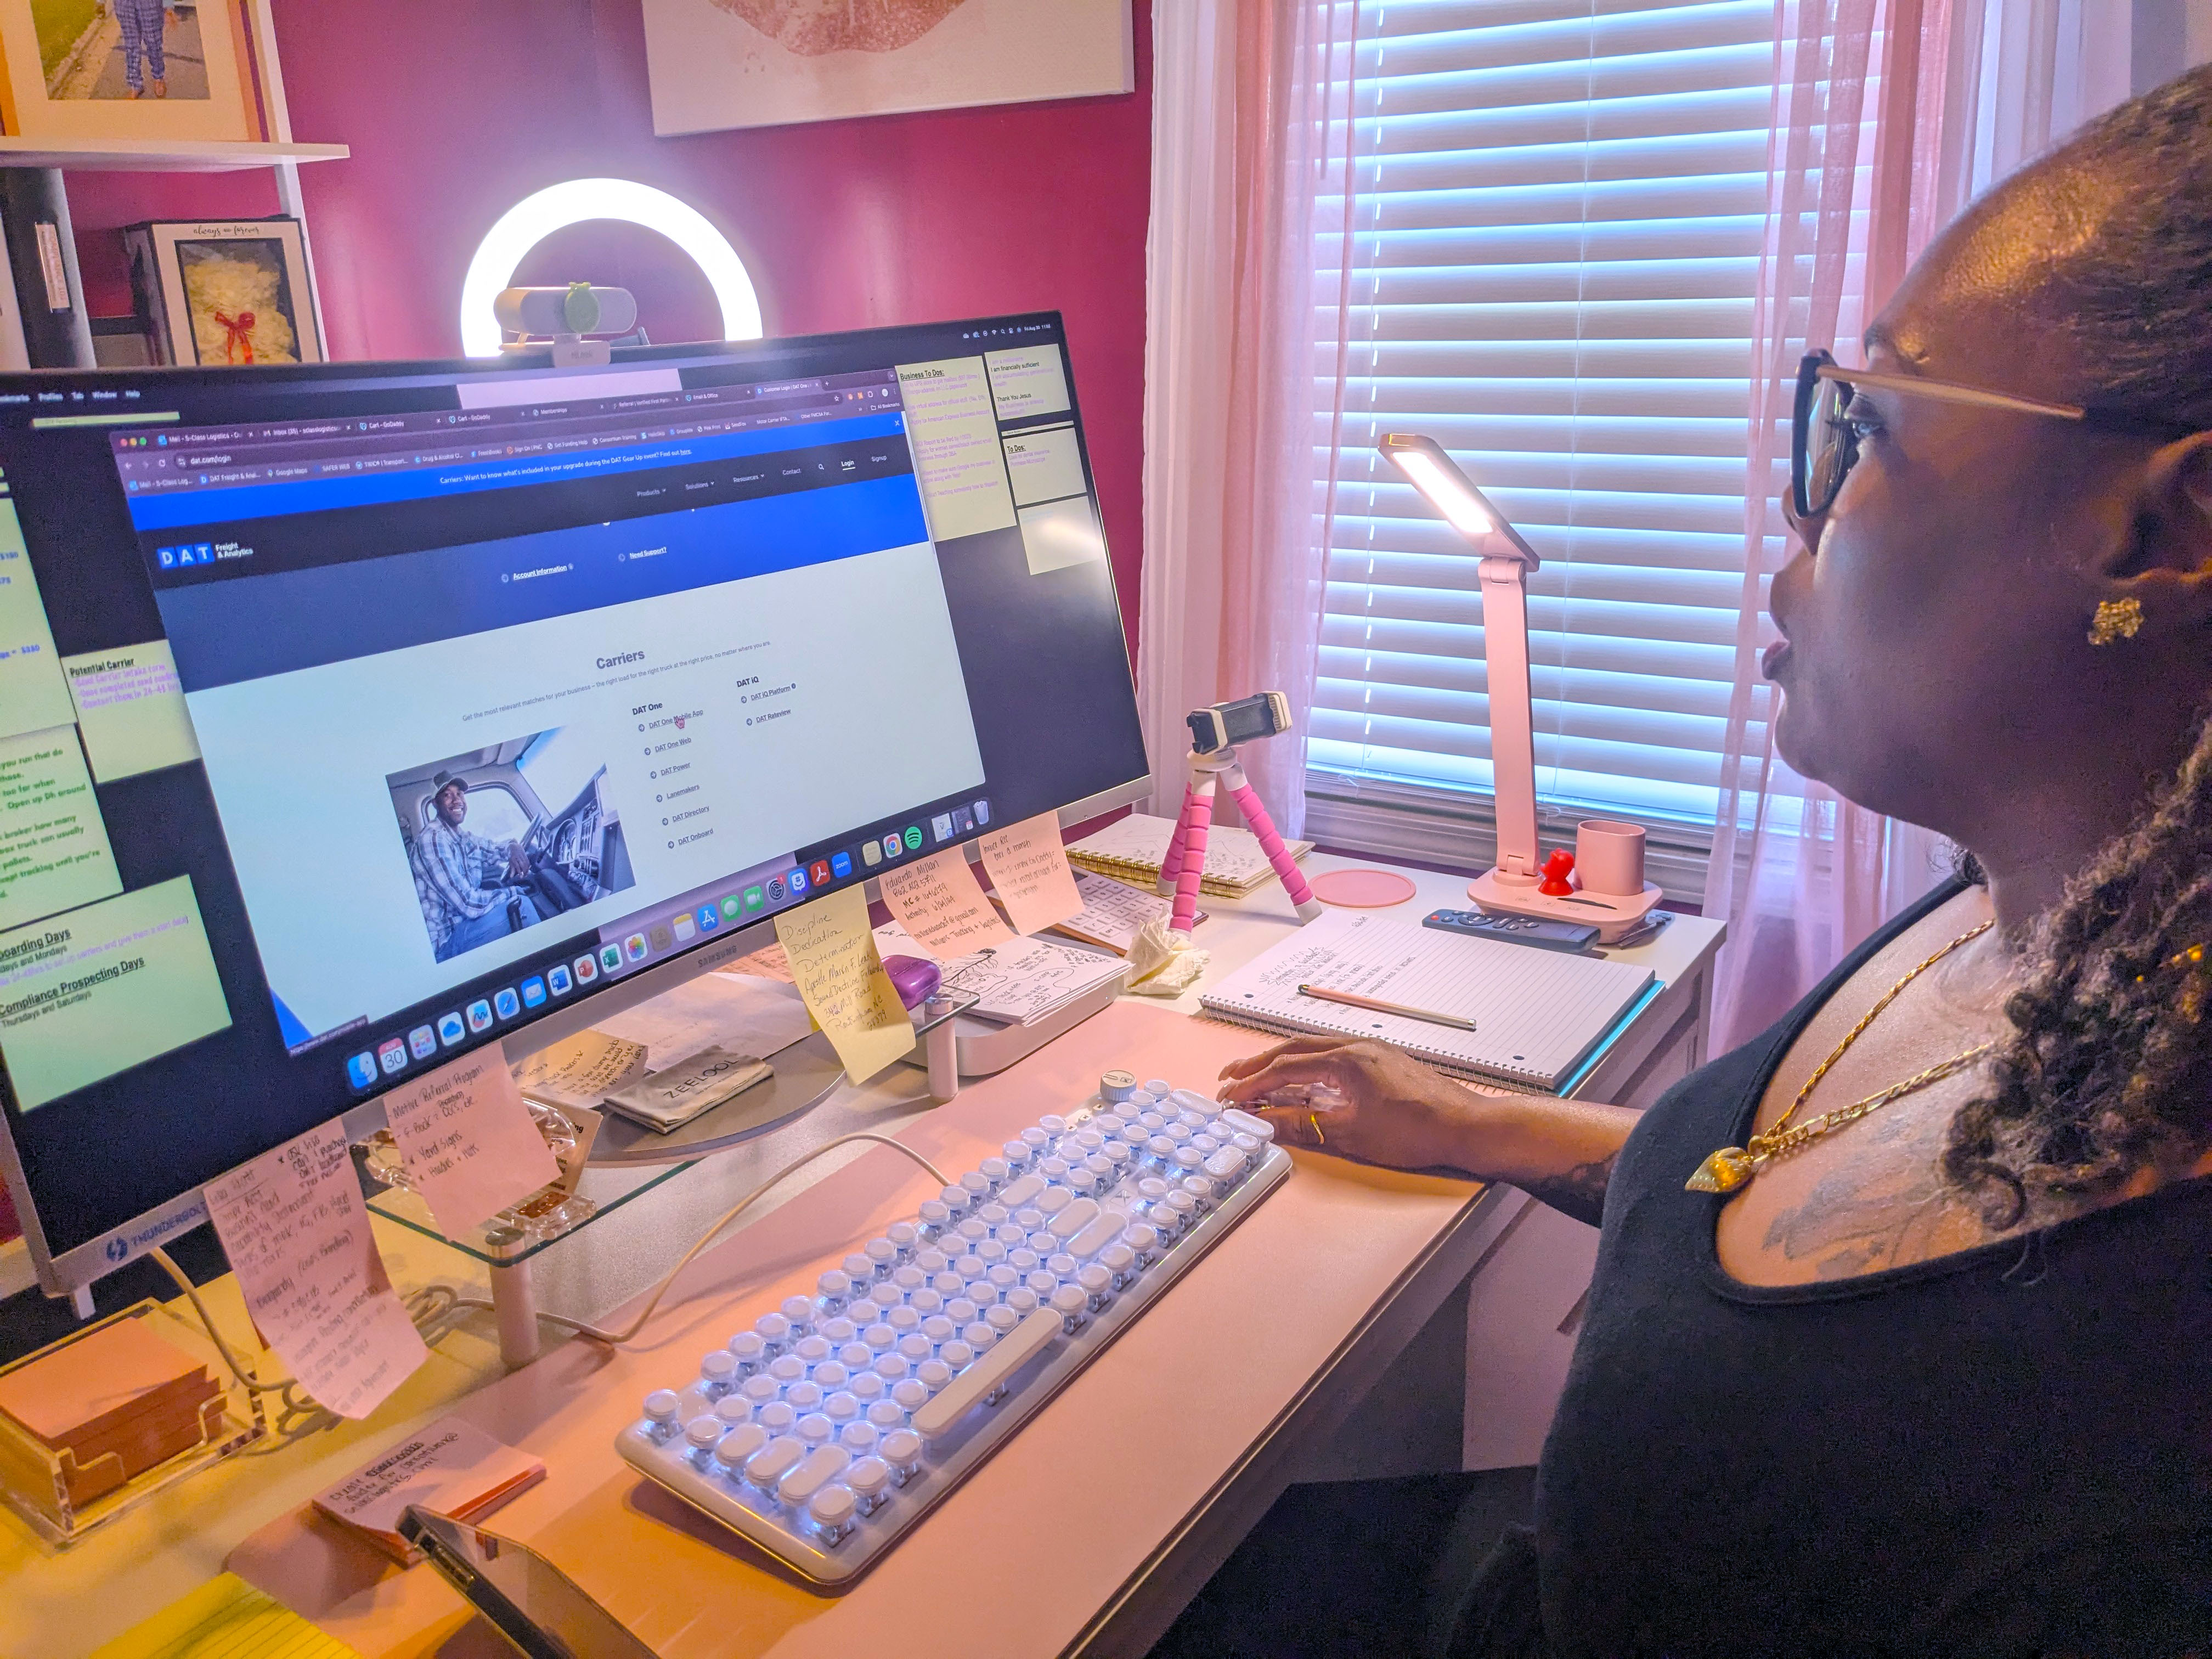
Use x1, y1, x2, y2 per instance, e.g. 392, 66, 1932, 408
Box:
1310, 867, 1418, 909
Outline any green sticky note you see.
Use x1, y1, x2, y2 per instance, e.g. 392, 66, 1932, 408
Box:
0, 501, 75, 743
0, 875, 232, 1110
63, 640, 202, 783
0, 724, 122, 932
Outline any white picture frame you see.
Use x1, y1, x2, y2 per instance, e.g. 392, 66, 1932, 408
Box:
642, 0, 1132, 137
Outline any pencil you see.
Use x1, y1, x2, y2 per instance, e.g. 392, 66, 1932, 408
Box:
1297, 983, 1478, 1032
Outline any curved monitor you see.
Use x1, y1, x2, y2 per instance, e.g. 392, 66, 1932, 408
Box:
0, 313, 1148, 1293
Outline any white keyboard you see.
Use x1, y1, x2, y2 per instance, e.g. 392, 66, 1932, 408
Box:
616, 1071, 1289, 1586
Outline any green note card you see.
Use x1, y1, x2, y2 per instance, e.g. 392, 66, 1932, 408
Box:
0, 723, 122, 932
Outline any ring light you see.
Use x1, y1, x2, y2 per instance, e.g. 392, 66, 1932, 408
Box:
459, 179, 762, 357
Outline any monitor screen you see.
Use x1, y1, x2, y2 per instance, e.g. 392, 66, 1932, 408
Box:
0, 313, 1148, 1279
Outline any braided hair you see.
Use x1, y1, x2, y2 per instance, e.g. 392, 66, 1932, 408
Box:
1940, 65, 2212, 1224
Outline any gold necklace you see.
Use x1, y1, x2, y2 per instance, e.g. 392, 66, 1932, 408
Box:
1686, 919, 1997, 1194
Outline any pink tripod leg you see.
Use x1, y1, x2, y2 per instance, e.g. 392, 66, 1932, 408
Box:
1228, 780, 1322, 922
1158, 782, 1199, 896
1170, 782, 1214, 934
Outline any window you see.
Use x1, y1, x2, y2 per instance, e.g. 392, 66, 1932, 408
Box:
1307, 0, 1784, 834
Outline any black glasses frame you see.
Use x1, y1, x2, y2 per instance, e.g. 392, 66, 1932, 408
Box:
1789, 349, 2198, 519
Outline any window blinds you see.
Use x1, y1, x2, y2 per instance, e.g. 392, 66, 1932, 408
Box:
1308, 0, 1785, 826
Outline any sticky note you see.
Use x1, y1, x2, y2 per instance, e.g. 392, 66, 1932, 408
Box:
90, 1572, 363, 1659
382, 1051, 561, 1238
62, 641, 202, 782
0, 723, 122, 932
0, 875, 230, 1110
896, 356, 1018, 540
977, 810, 1085, 937
776, 884, 915, 1085
879, 845, 1018, 958
202, 1121, 427, 1422
0, 500, 74, 743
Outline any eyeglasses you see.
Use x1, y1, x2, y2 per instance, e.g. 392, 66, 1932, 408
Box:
1790, 349, 2197, 519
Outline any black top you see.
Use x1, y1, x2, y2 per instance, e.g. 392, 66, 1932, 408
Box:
1518, 879, 2212, 1655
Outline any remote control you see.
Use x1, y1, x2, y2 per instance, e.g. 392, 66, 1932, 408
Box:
1421, 909, 1600, 952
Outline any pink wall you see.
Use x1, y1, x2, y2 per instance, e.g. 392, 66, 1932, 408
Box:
65, 0, 1154, 637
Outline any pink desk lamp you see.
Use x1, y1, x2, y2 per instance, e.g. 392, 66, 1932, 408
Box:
1379, 433, 1661, 943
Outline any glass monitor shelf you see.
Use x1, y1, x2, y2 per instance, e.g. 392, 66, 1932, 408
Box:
365, 1155, 697, 1269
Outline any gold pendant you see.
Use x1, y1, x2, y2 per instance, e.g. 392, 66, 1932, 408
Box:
1685, 1147, 1756, 1193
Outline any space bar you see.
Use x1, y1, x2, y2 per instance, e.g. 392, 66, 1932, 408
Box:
912, 1308, 1063, 1442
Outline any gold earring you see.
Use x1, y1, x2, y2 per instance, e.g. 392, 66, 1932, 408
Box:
2089, 596, 2143, 646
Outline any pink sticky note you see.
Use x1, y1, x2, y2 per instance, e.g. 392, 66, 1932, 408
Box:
978, 811, 1086, 936
382, 1052, 560, 1238
203, 1122, 427, 1421
878, 846, 1018, 959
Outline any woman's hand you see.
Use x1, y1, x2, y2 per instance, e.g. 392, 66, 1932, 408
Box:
1217, 1037, 1498, 1173
1217, 1036, 1643, 1228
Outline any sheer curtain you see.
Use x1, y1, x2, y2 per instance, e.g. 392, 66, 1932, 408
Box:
1138, 0, 1368, 837
1703, 0, 2132, 1051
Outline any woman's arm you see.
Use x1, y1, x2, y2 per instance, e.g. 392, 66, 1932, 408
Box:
1217, 1037, 1639, 1228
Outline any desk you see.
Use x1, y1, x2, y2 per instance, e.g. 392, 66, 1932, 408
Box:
0, 851, 1720, 1658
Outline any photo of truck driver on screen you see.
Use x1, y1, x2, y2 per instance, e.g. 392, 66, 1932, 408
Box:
390, 731, 635, 963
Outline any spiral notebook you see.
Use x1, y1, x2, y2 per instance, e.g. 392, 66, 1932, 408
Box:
1199, 910, 1657, 1091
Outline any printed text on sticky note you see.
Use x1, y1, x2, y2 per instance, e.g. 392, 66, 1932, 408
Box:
202, 1122, 427, 1420
977, 811, 1085, 936
383, 1052, 560, 1237
776, 884, 915, 1084
878, 847, 1017, 958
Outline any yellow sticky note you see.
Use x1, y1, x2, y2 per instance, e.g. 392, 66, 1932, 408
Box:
776, 885, 915, 1085
90, 1571, 362, 1659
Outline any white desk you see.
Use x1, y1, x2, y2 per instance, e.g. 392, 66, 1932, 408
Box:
0, 851, 1720, 1657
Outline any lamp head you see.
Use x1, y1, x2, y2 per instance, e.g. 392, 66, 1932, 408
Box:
1380, 433, 1539, 569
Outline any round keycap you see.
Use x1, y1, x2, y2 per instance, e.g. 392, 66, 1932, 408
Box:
758, 1401, 797, 1434
979, 1156, 1009, 1183
1051, 1284, 1088, 1322
1101, 1144, 1132, 1169
1078, 1263, 1113, 1300
915, 1249, 951, 1276
754, 1311, 792, 1348
921, 1314, 956, 1345
781, 1295, 816, 1329
865, 1237, 900, 1271
987, 1264, 1020, 1295
975, 1240, 1008, 1266
867, 1399, 905, 1430
742, 1374, 780, 1406
797, 1413, 833, 1445
728, 1331, 767, 1368
951, 1254, 986, 1282
868, 1282, 904, 1312
1006, 1286, 1041, 1314
938, 1186, 973, 1217
1100, 1243, 1137, 1284
892, 1379, 930, 1412
643, 1389, 680, 1425
841, 1420, 880, 1454
824, 1391, 861, 1423
1013, 1208, 1045, 1231
917, 1199, 951, 1233
786, 1382, 823, 1413
917, 1358, 953, 1390
686, 1415, 723, 1451
850, 1372, 886, 1403
715, 1396, 754, 1427
794, 1335, 832, 1365
1003, 1139, 1034, 1169
817, 1268, 853, 1304
958, 1218, 990, 1246
812, 1362, 850, 1391
931, 1271, 965, 1298
985, 1303, 1021, 1335
1021, 1127, 1051, 1152
962, 1321, 997, 1350
863, 1322, 898, 1352
848, 1454, 891, 1499
1025, 1270, 1058, 1299
1124, 1222, 1159, 1259
888, 1306, 922, 1334
1039, 1114, 1068, 1135
898, 1334, 933, 1362
886, 1221, 919, 1251
1037, 1156, 1070, 1182
839, 1342, 873, 1369
1138, 1177, 1170, 1201
960, 1171, 992, 1200
820, 1316, 859, 1345
911, 1289, 945, 1317
881, 1429, 923, 1471
873, 1353, 909, 1383
769, 1355, 805, 1385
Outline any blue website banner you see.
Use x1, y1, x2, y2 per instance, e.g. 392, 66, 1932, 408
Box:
153, 471, 929, 692
123, 409, 909, 532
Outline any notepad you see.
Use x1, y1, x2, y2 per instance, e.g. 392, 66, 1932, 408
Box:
1066, 812, 1312, 898
1199, 910, 1656, 1091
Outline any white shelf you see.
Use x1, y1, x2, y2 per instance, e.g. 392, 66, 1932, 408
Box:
0, 137, 346, 172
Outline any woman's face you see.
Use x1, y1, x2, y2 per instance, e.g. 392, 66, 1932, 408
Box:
1762, 177, 2154, 837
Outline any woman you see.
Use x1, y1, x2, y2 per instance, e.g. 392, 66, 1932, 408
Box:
1164, 64, 2212, 1658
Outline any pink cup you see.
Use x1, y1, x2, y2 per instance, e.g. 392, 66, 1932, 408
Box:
1576, 820, 1645, 896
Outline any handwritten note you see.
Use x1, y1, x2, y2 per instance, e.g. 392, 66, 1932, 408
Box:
595, 972, 813, 1069
202, 1122, 427, 1421
977, 811, 1085, 936
878, 847, 1018, 958
513, 1030, 647, 1112
383, 1053, 559, 1237
720, 941, 794, 982
777, 884, 915, 1084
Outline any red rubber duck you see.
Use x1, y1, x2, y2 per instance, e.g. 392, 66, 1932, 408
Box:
1538, 848, 1577, 896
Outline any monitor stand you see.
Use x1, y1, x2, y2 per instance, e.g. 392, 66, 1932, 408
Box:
910, 970, 1126, 1079
585, 1030, 848, 1166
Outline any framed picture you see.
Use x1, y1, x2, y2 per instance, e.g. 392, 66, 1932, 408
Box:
0, 0, 262, 142
124, 218, 321, 366
642, 0, 1132, 136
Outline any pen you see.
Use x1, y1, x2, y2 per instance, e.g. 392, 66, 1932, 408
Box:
1297, 984, 1478, 1032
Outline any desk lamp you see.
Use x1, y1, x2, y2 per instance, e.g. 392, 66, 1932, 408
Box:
1379, 433, 1661, 941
